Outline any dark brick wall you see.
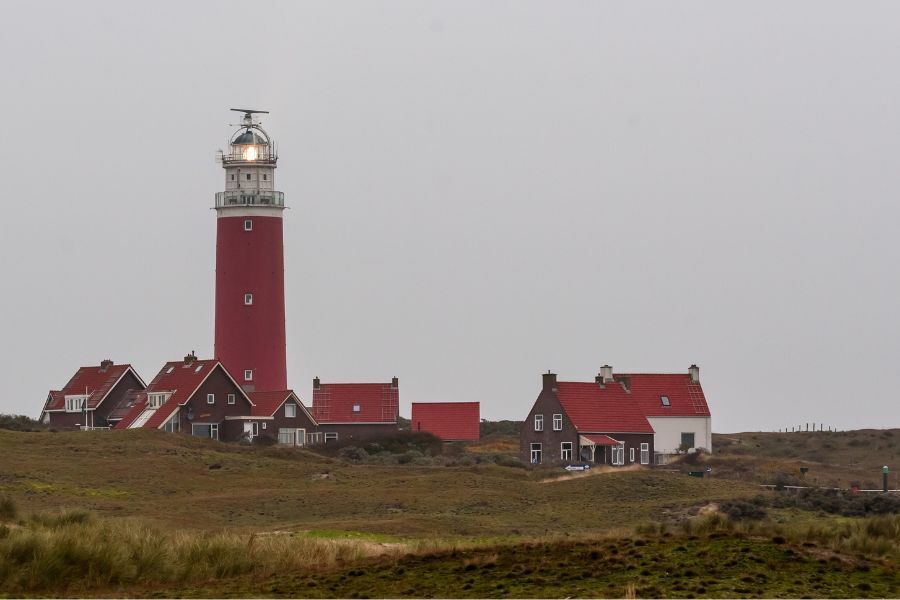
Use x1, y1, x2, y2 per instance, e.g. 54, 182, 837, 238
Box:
48, 370, 144, 430
173, 367, 254, 442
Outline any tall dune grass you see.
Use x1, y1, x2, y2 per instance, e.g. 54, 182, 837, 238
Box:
0, 511, 400, 594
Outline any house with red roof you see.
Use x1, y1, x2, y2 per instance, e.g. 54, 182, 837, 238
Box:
310, 377, 399, 443
411, 402, 480, 442
613, 364, 712, 463
114, 353, 254, 442
520, 371, 655, 466
41, 360, 146, 430
244, 390, 318, 445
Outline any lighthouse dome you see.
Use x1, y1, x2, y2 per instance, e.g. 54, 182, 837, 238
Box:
232, 130, 268, 146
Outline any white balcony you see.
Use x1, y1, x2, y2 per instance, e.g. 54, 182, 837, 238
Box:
215, 190, 285, 208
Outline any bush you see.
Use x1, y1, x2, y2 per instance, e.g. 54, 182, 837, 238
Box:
320, 431, 444, 460
0, 414, 46, 432
337, 446, 369, 462
721, 498, 768, 521
479, 420, 522, 437
0, 497, 17, 521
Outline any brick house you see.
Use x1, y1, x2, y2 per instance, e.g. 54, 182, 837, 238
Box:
310, 377, 399, 443
245, 390, 319, 445
411, 402, 480, 441
520, 372, 655, 466
41, 360, 146, 430
114, 353, 254, 441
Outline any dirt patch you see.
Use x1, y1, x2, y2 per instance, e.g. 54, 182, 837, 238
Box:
540, 464, 642, 483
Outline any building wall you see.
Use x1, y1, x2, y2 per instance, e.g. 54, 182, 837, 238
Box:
171, 368, 254, 442
314, 423, 399, 443
214, 214, 287, 393
519, 388, 579, 464
580, 432, 655, 466
48, 370, 144, 430
646, 416, 712, 455
258, 398, 318, 444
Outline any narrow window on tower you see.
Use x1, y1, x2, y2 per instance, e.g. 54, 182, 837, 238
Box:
244, 293, 253, 305
230, 174, 235, 181
243, 220, 252, 231
263, 174, 267, 180
246, 174, 251, 180
244, 370, 253, 381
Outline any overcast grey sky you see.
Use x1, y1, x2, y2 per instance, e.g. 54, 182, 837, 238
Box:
2, 1, 899, 432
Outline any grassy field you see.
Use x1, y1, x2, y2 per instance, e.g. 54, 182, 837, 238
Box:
0, 428, 898, 597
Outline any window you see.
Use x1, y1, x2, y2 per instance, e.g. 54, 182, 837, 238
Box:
661, 396, 671, 407
206, 393, 214, 404
166, 366, 174, 374
612, 444, 625, 466
148, 393, 170, 409
278, 428, 296, 445
629, 447, 635, 463
163, 418, 180, 433
263, 174, 267, 181
195, 364, 203, 373
246, 173, 251, 180
530, 443, 542, 464
261, 422, 267, 430
324, 432, 338, 442
64, 395, 88, 413
191, 423, 218, 440
640, 443, 650, 465
244, 293, 253, 305
252, 422, 259, 437
561, 442, 573, 461
352, 404, 361, 413
244, 219, 252, 231
681, 432, 695, 450
244, 370, 253, 381
552, 414, 562, 431
534, 414, 544, 432
227, 393, 235, 405
285, 403, 296, 418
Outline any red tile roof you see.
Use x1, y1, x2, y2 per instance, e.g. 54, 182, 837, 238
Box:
116, 359, 250, 429
555, 381, 654, 434
107, 389, 146, 422
311, 382, 399, 424
617, 374, 711, 417
411, 402, 480, 441
248, 390, 315, 422
44, 363, 143, 411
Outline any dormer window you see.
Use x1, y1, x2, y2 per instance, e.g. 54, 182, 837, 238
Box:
244, 370, 253, 381
661, 396, 671, 407
64, 395, 88, 413
148, 393, 171, 409
352, 404, 361, 413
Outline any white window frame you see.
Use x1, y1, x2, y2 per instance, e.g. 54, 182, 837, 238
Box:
227, 393, 235, 405
261, 422, 267, 430
629, 447, 635, 463
243, 219, 252, 231
244, 293, 253, 305
191, 423, 218, 440
640, 443, 650, 465
324, 432, 338, 442
530, 442, 542, 464
285, 403, 296, 418
352, 404, 361, 413
163, 418, 180, 433
244, 370, 253, 381
65, 395, 88, 413
561, 441, 573, 461
206, 393, 214, 405
534, 414, 544, 432
252, 422, 259, 437
552, 414, 562, 431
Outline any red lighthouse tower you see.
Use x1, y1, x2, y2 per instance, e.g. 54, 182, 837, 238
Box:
214, 109, 287, 392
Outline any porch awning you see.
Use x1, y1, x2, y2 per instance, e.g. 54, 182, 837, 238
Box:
579, 434, 622, 447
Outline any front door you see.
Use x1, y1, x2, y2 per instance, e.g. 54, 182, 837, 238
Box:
243, 422, 253, 440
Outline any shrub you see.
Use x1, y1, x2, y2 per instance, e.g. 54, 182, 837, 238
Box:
0, 497, 17, 522
721, 499, 768, 521
337, 446, 369, 462
0, 414, 47, 432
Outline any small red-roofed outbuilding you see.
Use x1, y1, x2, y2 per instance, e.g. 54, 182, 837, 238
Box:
411, 402, 480, 441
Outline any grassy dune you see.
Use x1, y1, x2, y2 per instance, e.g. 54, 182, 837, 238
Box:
1, 428, 898, 597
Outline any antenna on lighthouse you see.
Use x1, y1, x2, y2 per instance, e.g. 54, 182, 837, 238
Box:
230, 108, 269, 128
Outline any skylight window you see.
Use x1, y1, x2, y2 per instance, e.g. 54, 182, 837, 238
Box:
661, 396, 671, 407
195, 364, 203, 373
166, 366, 174, 374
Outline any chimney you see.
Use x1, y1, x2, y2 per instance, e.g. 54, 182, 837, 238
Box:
391, 376, 399, 389
594, 373, 604, 387
688, 364, 700, 383
313, 377, 321, 390
599, 364, 613, 383
99, 359, 113, 372
183, 351, 196, 366
542, 371, 558, 393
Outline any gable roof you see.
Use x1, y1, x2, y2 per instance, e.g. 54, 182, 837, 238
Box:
411, 402, 480, 441
617, 373, 711, 417
115, 359, 252, 429
555, 381, 654, 434
44, 363, 145, 412
248, 390, 317, 422
312, 382, 399, 424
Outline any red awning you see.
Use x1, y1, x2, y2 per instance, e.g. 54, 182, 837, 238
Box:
580, 434, 622, 446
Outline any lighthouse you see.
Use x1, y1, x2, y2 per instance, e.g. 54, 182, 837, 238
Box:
214, 109, 287, 392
